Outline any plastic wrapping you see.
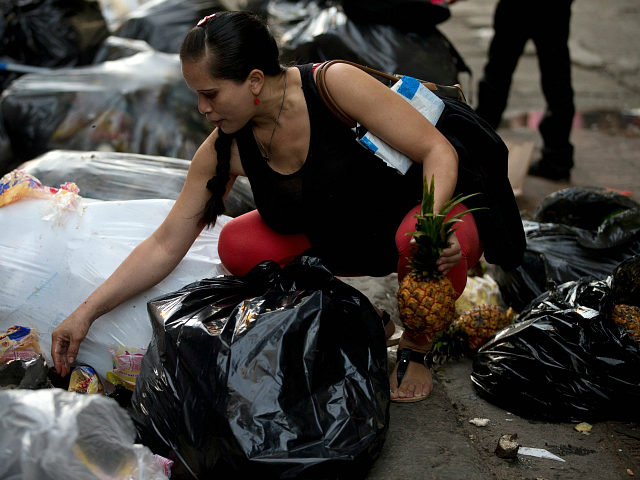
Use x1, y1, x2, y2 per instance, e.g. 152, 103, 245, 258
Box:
0, 389, 167, 479
0, 196, 230, 377
0, 50, 210, 168
97, 0, 151, 31
492, 187, 640, 312
0, 0, 109, 91
91, 35, 156, 64
278, 4, 468, 85
471, 256, 640, 422
18, 150, 256, 216
132, 255, 390, 479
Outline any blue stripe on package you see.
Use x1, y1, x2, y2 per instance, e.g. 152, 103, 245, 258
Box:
359, 136, 379, 154
397, 76, 420, 101
356, 76, 445, 175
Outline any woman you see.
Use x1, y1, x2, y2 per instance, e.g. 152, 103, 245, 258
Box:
51, 11, 482, 402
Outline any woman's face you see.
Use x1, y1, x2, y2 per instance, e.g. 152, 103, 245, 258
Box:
181, 57, 254, 134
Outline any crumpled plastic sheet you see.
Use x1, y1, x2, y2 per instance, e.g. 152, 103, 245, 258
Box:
0, 196, 229, 377
18, 149, 256, 216
471, 257, 640, 422
131, 255, 390, 479
0, 50, 210, 168
277, 3, 468, 85
0, 389, 167, 479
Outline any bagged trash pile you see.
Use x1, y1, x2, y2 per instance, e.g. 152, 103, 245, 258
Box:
0, 170, 229, 378
18, 150, 255, 216
0, 50, 210, 171
277, 3, 468, 85
471, 255, 640, 423
492, 187, 640, 312
340, 0, 451, 32
112, 0, 241, 54
131, 255, 390, 479
0, 389, 169, 479
0, 0, 109, 91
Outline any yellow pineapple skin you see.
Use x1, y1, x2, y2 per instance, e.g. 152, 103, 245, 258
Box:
612, 304, 640, 342
454, 304, 514, 351
397, 273, 457, 346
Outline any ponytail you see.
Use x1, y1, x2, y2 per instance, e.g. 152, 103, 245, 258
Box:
201, 130, 233, 227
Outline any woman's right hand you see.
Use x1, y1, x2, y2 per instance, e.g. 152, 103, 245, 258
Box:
51, 312, 92, 377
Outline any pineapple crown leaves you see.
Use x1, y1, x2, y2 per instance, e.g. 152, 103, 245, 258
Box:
407, 176, 485, 278
429, 326, 470, 365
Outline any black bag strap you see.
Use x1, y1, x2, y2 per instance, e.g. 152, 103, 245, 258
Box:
314, 59, 466, 128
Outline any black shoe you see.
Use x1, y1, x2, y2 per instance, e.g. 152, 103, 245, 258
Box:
528, 159, 571, 181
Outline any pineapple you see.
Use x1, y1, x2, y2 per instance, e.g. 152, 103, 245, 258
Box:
397, 177, 479, 347
453, 304, 515, 350
612, 304, 640, 342
430, 304, 515, 363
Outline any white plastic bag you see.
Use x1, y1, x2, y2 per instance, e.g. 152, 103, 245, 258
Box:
356, 75, 445, 174
0, 197, 229, 377
0, 389, 168, 479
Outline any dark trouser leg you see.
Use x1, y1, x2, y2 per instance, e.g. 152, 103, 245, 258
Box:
476, 0, 530, 129
533, 0, 575, 171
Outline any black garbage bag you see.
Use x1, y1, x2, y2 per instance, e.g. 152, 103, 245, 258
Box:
0, 355, 52, 389
18, 149, 255, 216
0, 50, 210, 170
471, 256, 640, 422
0, 0, 109, 91
492, 187, 640, 311
277, 4, 468, 85
113, 0, 243, 54
341, 0, 451, 31
131, 255, 390, 480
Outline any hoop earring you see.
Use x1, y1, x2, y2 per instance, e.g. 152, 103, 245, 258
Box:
254, 97, 261, 105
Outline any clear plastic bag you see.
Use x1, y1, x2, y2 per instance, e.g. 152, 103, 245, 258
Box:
0, 196, 229, 377
0, 389, 167, 479
0, 50, 210, 168
18, 150, 255, 217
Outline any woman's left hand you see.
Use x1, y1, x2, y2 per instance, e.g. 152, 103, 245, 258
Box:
437, 233, 461, 275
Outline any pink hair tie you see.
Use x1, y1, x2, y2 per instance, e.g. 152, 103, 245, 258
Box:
197, 13, 216, 27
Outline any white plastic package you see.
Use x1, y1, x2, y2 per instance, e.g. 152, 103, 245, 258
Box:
0, 197, 229, 377
356, 75, 445, 174
0, 389, 168, 479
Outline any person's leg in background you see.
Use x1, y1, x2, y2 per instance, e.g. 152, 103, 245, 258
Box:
392, 203, 483, 401
528, 0, 575, 180
475, 0, 531, 129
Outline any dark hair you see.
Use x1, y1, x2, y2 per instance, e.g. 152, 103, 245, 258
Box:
180, 11, 283, 227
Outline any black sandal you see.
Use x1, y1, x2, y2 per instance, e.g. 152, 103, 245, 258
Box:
392, 348, 430, 403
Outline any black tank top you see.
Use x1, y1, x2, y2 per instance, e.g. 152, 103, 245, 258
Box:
236, 63, 423, 276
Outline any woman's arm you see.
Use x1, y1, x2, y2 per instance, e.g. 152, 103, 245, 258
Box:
320, 63, 459, 214
51, 130, 234, 376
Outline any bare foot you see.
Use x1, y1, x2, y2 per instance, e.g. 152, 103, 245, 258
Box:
390, 360, 433, 401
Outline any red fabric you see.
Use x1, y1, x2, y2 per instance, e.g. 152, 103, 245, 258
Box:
219, 205, 482, 296
218, 210, 311, 276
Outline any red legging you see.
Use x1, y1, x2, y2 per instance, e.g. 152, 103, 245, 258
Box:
218, 204, 482, 296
